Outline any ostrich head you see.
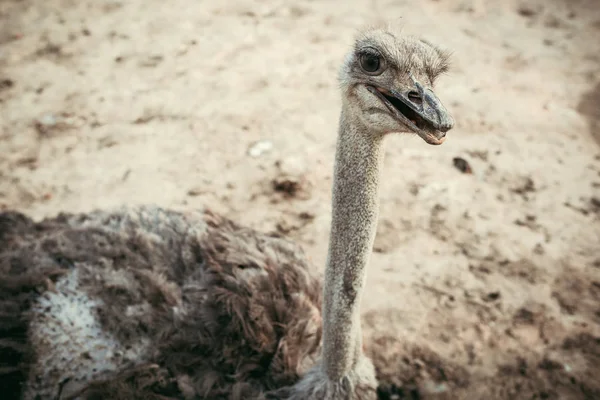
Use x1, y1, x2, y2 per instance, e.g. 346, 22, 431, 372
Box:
339, 27, 455, 145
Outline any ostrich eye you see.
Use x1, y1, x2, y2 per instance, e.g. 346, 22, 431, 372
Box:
359, 53, 383, 75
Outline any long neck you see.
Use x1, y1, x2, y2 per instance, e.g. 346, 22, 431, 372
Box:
321, 106, 385, 380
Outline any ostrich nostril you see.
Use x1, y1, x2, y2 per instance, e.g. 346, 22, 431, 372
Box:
407, 91, 422, 104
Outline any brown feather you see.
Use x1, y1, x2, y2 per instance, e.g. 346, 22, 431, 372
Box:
0, 206, 322, 399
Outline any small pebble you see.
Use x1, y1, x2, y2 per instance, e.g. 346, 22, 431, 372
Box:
247, 139, 273, 157
453, 157, 473, 174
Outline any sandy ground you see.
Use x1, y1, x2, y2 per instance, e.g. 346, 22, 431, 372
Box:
1, 0, 600, 398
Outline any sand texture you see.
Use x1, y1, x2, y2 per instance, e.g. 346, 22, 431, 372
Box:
1, 0, 600, 398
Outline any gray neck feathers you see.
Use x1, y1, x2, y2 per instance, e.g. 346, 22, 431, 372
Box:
321, 106, 384, 381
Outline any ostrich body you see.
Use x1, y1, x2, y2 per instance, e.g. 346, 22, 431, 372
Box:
0, 28, 453, 400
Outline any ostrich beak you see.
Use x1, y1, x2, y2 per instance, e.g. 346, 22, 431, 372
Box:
367, 75, 454, 145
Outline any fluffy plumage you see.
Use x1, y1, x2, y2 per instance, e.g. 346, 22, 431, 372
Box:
0, 206, 322, 399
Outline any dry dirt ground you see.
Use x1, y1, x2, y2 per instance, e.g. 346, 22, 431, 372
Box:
1, 0, 600, 398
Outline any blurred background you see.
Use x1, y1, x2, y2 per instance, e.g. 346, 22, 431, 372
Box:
1, 0, 599, 397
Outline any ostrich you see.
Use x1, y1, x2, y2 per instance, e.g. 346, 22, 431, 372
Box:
0, 27, 453, 400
